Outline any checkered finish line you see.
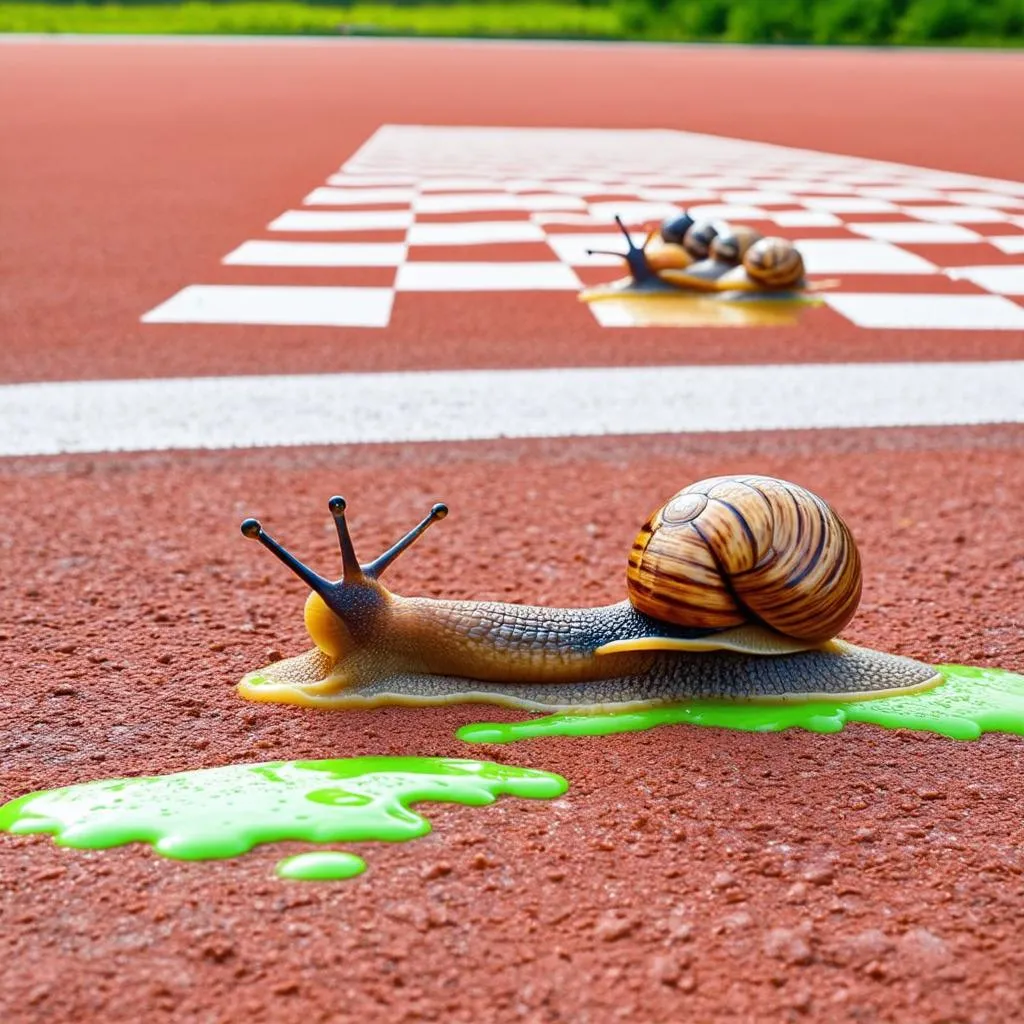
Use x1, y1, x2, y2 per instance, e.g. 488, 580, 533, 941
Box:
143, 125, 1024, 331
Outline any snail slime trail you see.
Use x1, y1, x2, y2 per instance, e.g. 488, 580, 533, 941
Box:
458, 665, 1024, 745
0, 758, 568, 881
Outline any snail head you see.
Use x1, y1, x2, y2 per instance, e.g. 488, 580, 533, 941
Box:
586, 215, 659, 285
241, 498, 448, 657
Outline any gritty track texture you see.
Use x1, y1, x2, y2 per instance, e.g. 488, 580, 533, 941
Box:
3, 42, 1024, 383
2, 429, 1023, 1024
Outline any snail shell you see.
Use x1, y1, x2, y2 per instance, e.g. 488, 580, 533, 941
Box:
626, 475, 861, 644
682, 220, 720, 260
659, 211, 695, 246
743, 237, 805, 289
709, 227, 763, 265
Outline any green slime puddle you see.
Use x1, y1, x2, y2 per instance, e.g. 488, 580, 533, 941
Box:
457, 664, 1024, 745
0, 756, 567, 880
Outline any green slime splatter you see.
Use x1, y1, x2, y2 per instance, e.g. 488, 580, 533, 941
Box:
0, 757, 568, 879
457, 664, 1024, 745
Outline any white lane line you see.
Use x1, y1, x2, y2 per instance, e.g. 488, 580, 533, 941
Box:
413, 192, 587, 214
991, 236, 1024, 255
824, 293, 1024, 330
770, 210, 842, 228
847, 223, 982, 243
2, 362, 1021, 458
946, 265, 1024, 295
903, 205, 1012, 224
407, 221, 546, 245
303, 186, 416, 206
223, 240, 406, 267
140, 285, 394, 327
794, 240, 937, 274
395, 262, 582, 291
268, 210, 413, 232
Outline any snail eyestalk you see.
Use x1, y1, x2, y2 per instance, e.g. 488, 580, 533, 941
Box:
365, 503, 449, 580
586, 214, 657, 285
240, 517, 338, 602
328, 495, 363, 583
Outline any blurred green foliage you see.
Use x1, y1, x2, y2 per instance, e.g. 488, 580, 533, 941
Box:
2, 0, 1023, 44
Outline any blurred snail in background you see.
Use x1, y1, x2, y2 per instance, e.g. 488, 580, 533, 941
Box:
237, 476, 940, 712
588, 210, 810, 296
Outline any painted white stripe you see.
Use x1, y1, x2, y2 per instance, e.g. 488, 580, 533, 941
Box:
688, 203, 768, 221
848, 222, 982, 244
903, 206, 1011, 224
636, 188, 719, 203
140, 285, 393, 327
269, 210, 413, 232
852, 187, 946, 201
325, 174, 419, 187
303, 186, 415, 206
991, 236, 1024, 255
722, 190, 798, 205
824, 293, 1024, 330
587, 201, 681, 224
395, 262, 582, 291
223, 240, 406, 267
802, 197, 899, 214
417, 177, 506, 192
945, 192, 1024, 208
413, 192, 586, 214
407, 221, 546, 245
770, 211, 842, 228
794, 239, 937, 274
2, 362, 1021, 458
946, 266, 1024, 295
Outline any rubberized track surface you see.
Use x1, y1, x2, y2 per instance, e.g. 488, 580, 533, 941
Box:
1, 39, 1023, 1024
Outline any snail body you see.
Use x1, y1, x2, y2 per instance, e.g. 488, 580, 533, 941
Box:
238, 477, 940, 713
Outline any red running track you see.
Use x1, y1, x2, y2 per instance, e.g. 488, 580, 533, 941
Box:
2, 39, 1024, 1024
2, 39, 1024, 382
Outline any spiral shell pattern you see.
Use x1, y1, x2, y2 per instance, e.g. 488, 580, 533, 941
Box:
626, 475, 862, 643
743, 237, 805, 288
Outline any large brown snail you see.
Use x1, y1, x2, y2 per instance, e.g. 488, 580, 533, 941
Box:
586, 211, 812, 297
237, 476, 940, 712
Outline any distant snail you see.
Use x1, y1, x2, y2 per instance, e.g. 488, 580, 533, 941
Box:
237, 476, 940, 712
588, 215, 810, 297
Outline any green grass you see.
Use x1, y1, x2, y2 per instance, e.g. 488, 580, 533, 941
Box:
0, 2, 624, 38
1, 0, 1022, 45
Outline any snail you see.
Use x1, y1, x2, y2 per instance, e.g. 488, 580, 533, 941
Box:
587, 217, 812, 297
236, 476, 940, 712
